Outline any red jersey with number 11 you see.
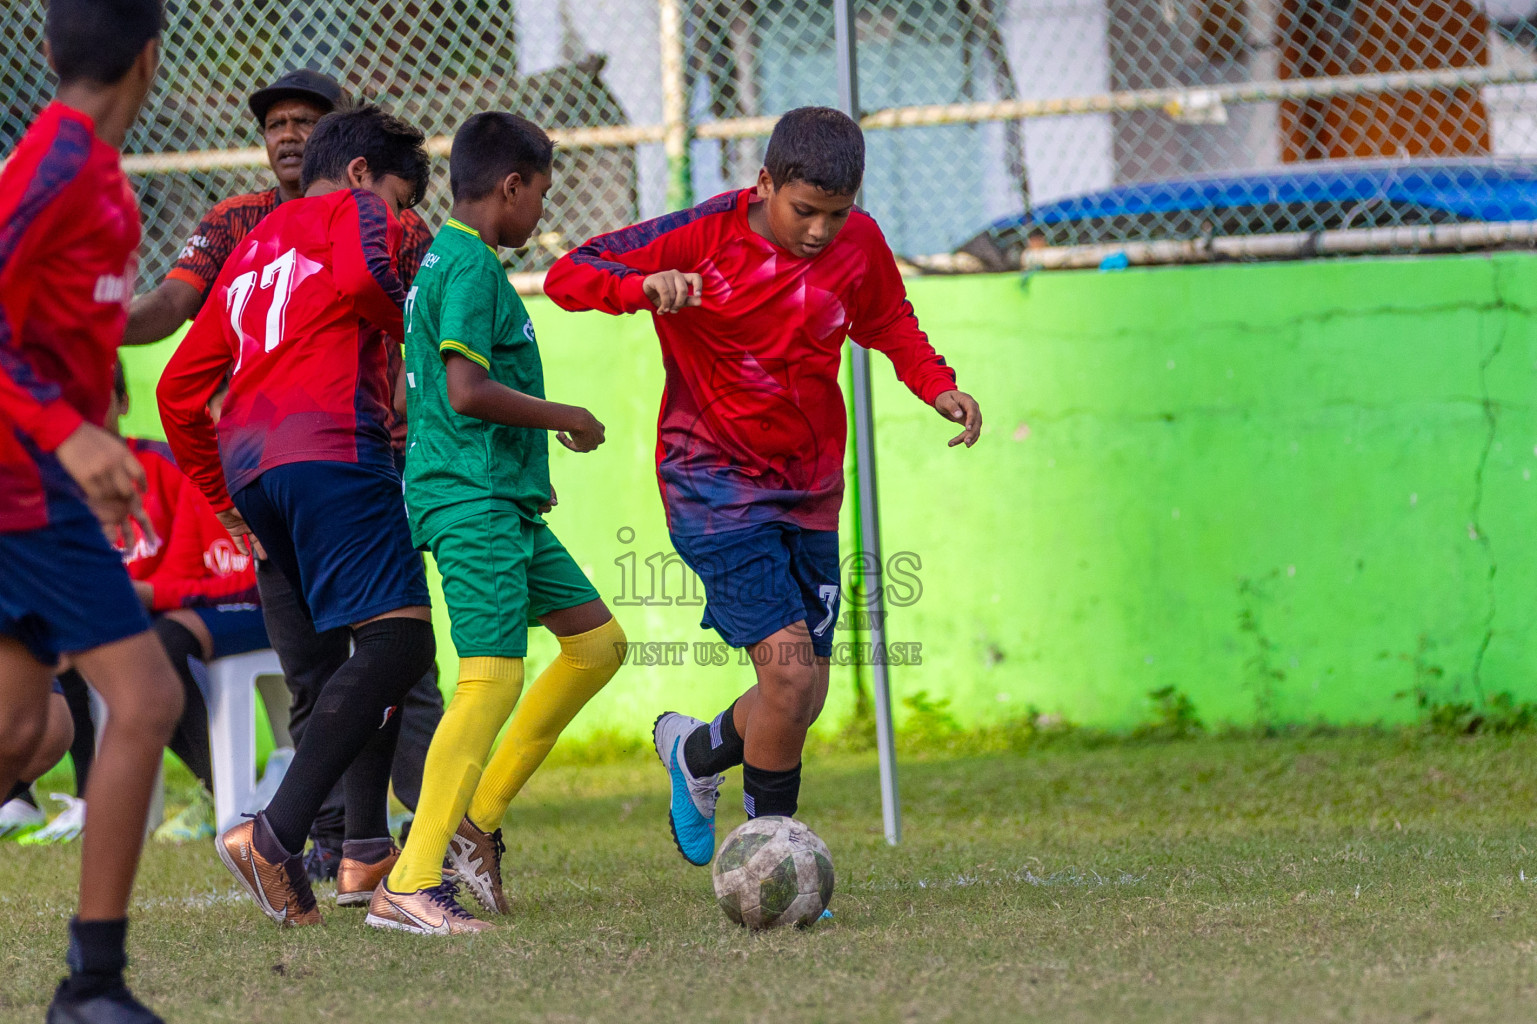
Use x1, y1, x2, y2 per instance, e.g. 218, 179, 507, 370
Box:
157, 188, 406, 514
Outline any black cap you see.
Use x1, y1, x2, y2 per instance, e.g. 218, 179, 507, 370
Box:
248, 69, 346, 126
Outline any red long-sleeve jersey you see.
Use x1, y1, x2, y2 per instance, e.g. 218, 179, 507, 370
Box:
544, 188, 957, 535
162, 188, 433, 457
0, 102, 140, 533
157, 189, 407, 513
119, 438, 258, 611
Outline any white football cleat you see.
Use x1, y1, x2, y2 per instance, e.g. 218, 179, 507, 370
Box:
653, 712, 723, 866
19, 794, 85, 845
0, 796, 45, 840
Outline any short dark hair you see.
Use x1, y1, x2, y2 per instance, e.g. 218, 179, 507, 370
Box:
300, 104, 430, 209
46, 0, 164, 86
764, 107, 864, 195
449, 112, 554, 202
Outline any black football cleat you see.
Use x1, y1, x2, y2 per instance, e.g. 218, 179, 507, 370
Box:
46, 981, 164, 1024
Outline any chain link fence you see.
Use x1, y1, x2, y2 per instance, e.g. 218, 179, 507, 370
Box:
7, 1, 1537, 282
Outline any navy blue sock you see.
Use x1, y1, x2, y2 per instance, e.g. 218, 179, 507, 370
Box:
61, 917, 127, 1001
742, 761, 800, 819
684, 700, 744, 777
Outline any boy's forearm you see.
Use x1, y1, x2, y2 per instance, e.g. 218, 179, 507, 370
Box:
155, 322, 237, 513
544, 255, 651, 316
451, 376, 589, 432
123, 279, 200, 347
860, 321, 958, 406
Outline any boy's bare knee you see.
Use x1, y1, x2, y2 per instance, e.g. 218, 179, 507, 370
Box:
102, 673, 183, 741
28, 700, 74, 777
757, 663, 819, 727
143, 678, 185, 736
0, 706, 46, 772
808, 692, 828, 724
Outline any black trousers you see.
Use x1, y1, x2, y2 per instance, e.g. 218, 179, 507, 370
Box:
255, 559, 443, 847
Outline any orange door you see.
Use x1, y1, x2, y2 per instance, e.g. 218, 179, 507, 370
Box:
1279, 0, 1490, 161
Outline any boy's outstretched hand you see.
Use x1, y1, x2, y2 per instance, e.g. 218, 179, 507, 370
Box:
935, 390, 982, 447
557, 409, 607, 453
643, 270, 703, 314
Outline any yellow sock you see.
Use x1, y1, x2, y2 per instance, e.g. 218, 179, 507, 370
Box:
467, 617, 626, 832
388, 656, 524, 893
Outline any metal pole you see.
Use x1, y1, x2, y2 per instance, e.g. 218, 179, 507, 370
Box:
835, 0, 900, 846
659, 0, 693, 210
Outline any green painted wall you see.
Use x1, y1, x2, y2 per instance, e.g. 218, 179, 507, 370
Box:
119, 253, 1537, 738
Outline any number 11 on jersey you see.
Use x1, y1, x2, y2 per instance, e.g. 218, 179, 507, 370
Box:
226, 247, 303, 371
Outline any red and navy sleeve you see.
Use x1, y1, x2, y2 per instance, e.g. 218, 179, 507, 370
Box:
848, 216, 958, 406
397, 208, 434, 288
330, 189, 406, 340
544, 190, 739, 315
157, 298, 238, 513
0, 116, 93, 452
165, 194, 255, 298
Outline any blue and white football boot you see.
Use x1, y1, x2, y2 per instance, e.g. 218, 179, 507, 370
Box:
654, 712, 723, 866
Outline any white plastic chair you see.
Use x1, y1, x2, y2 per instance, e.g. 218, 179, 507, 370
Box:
85, 648, 289, 836
206, 648, 286, 833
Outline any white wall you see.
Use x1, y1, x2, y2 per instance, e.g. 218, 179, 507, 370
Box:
998, 0, 1114, 203
519, 0, 669, 216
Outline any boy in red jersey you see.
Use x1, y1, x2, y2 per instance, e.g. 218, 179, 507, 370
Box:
545, 107, 982, 865
126, 67, 444, 879
0, 2, 183, 1021
158, 106, 438, 925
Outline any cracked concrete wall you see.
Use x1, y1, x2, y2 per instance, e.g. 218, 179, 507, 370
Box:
121, 256, 1537, 740
867, 257, 1537, 729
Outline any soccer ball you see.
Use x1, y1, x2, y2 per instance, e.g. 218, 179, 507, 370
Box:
711, 816, 834, 930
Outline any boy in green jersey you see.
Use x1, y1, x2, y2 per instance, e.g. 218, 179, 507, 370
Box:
366, 112, 625, 934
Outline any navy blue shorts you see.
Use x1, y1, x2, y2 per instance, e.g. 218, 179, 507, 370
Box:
232, 461, 429, 632
0, 512, 151, 665
190, 604, 269, 660
669, 523, 841, 657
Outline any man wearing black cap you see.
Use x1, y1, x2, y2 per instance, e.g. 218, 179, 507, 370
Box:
121, 69, 444, 882
124, 69, 386, 343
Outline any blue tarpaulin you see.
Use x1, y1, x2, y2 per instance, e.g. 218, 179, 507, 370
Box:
989, 159, 1537, 233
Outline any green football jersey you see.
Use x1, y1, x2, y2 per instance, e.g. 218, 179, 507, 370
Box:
403, 218, 549, 545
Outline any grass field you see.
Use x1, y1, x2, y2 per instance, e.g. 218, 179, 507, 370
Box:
4, 732, 1537, 1022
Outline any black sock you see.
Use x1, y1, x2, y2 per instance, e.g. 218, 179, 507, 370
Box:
342, 837, 395, 863
61, 917, 127, 1001
309, 788, 346, 853
742, 761, 801, 819
262, 618, 434, 854
341, 698, 402, 841
252, 810, 296, 861
56, 670, 95, 795
684, 699, 744, 777
5, 780, 35, 807
154, 618, 214, 792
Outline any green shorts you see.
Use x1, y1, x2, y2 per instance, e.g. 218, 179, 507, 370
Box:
428, 510, 600, 658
